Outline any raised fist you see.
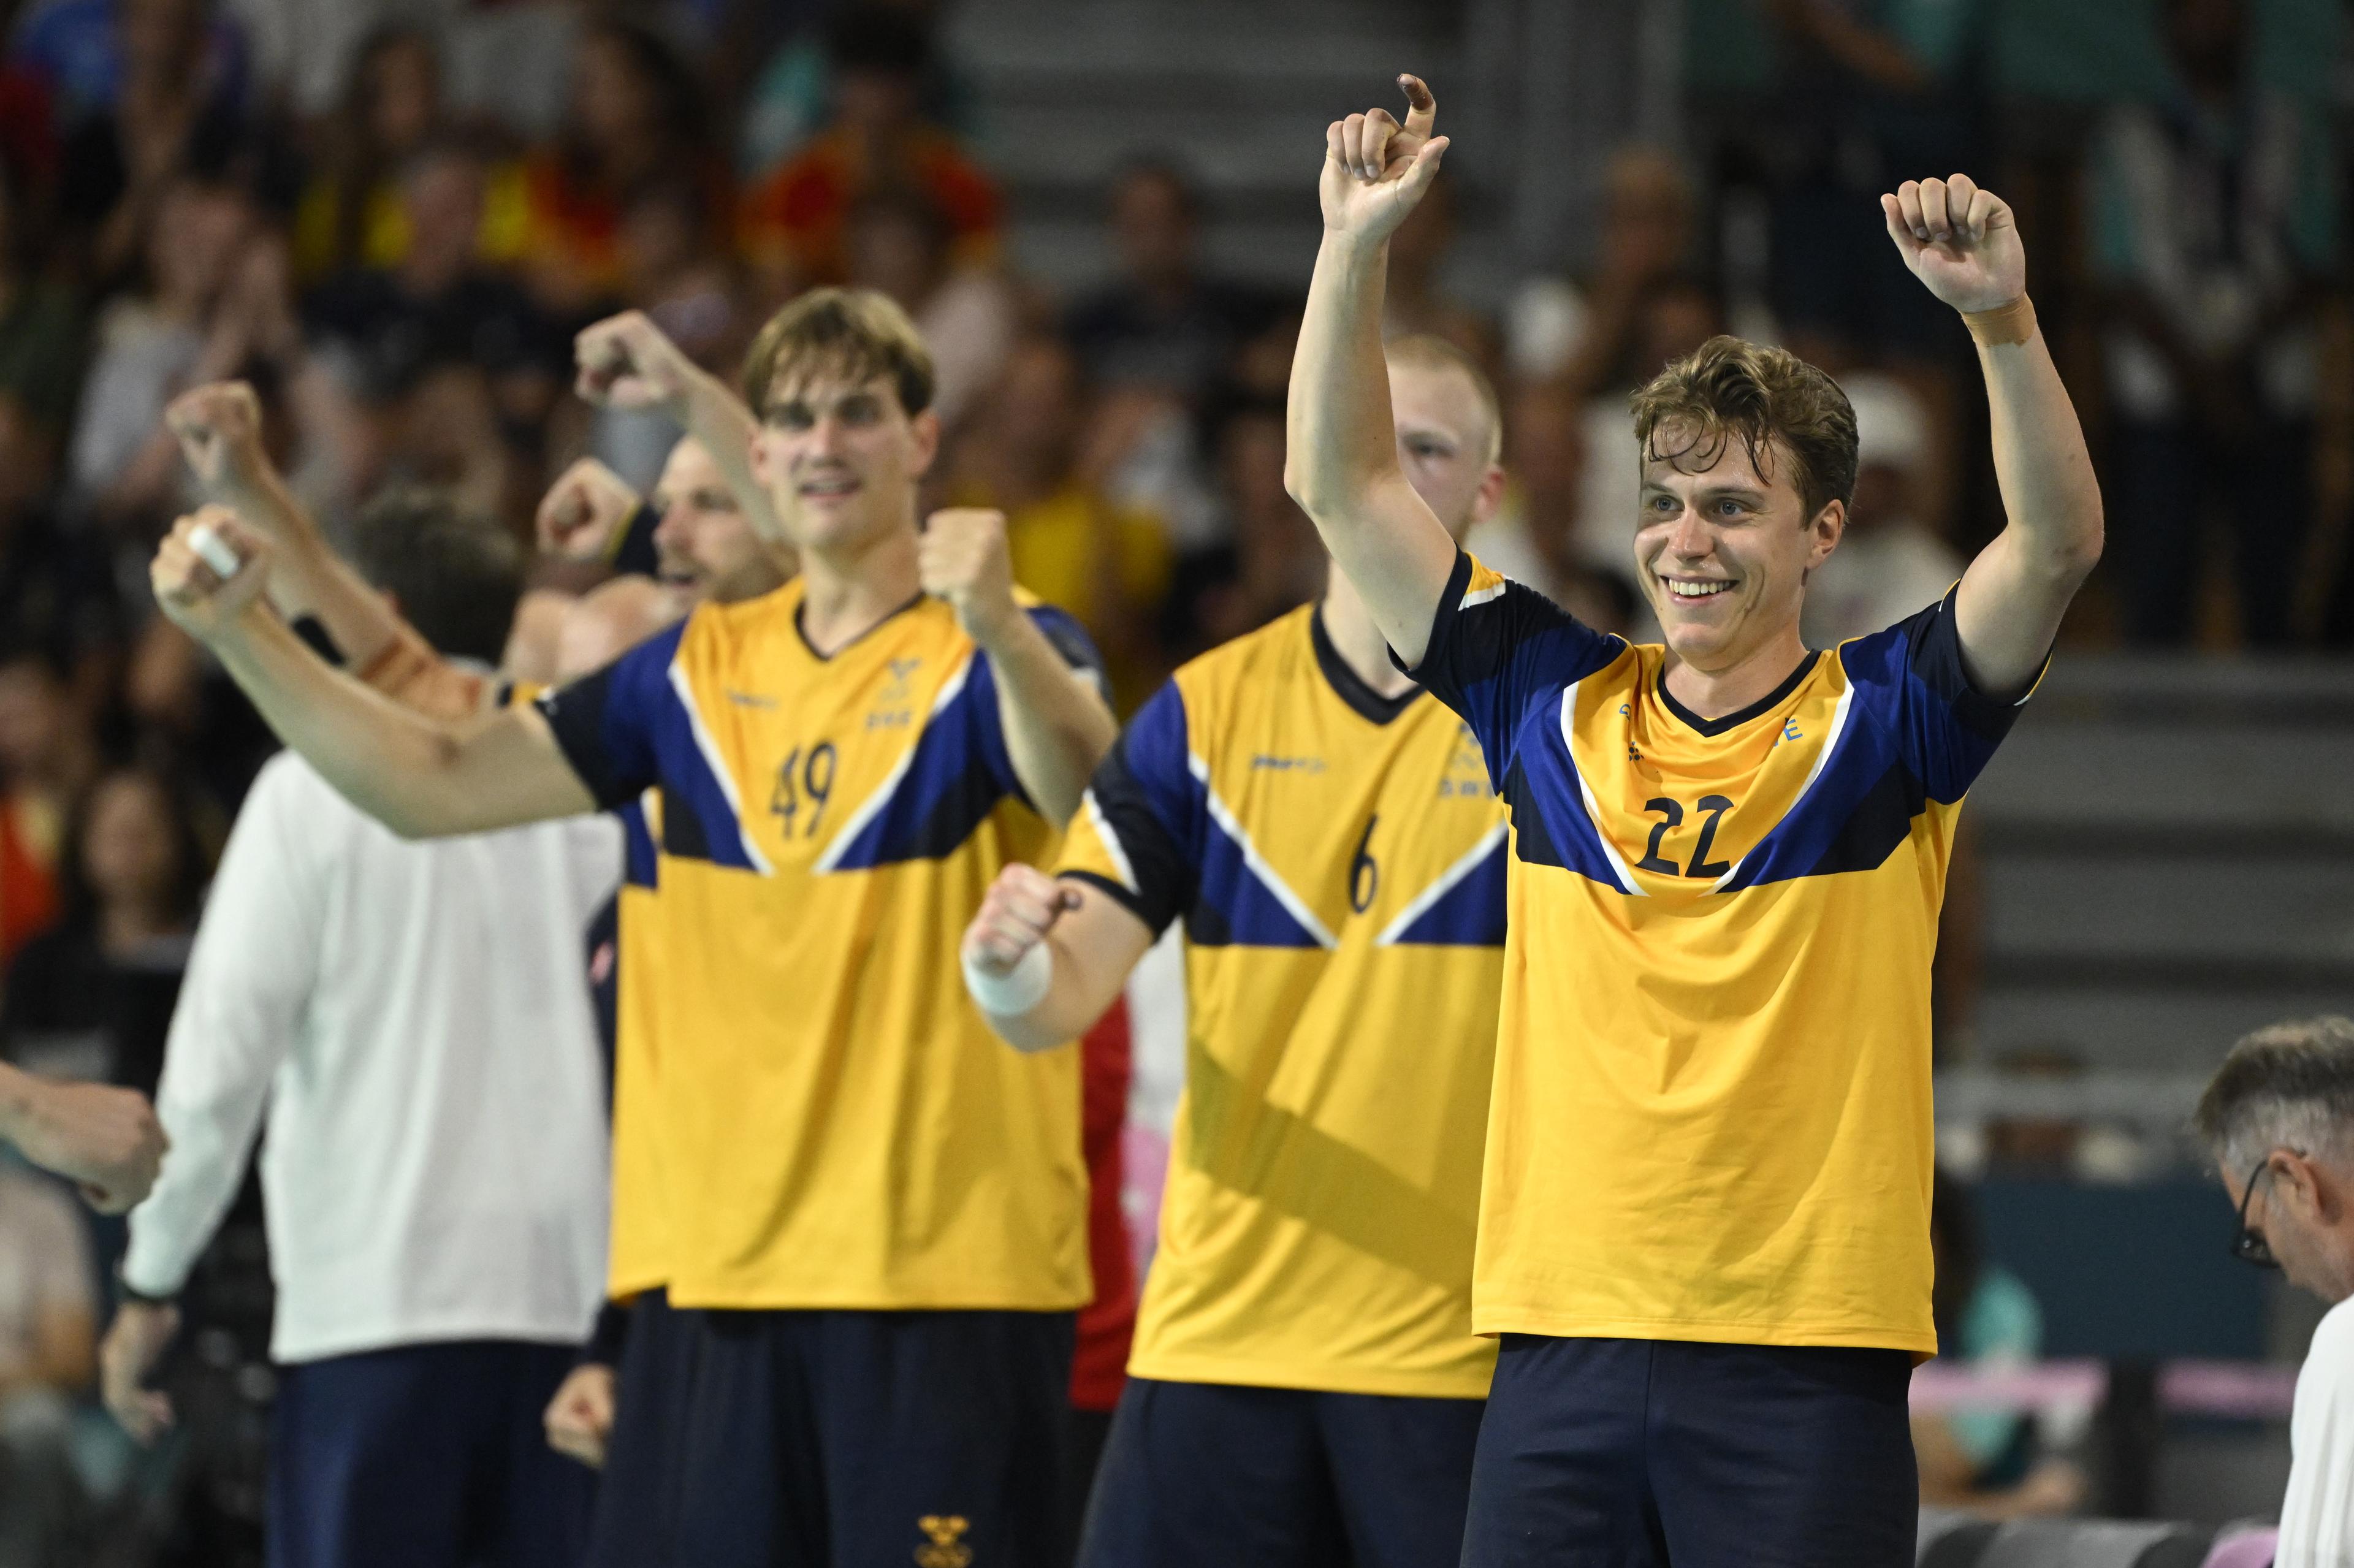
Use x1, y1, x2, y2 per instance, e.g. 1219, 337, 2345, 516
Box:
7, 1074, 167, 1212
916, 508, 1018, 642
962, 863, 1082, 979
165, 381, 266, 492
1880, 175, 2027, 316
574, 310, 691, 412
536, 457, 642, 560
1320, 74, 1451, 246
150, 506, 273, 641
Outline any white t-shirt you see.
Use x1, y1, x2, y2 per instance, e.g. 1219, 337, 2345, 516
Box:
125, 753, 619, 1363
2281, 1295, 2354, 1566
1800, 523, 1965, 651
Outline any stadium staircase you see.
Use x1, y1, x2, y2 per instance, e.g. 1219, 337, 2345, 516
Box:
947, 0, 1468, 296
1968, 655, 2354, 1080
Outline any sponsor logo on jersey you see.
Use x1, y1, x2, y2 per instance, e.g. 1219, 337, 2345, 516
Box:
915, 1515, 972, 1568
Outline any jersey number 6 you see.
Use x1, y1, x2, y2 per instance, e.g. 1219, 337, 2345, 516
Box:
1349, 815, 1380, 913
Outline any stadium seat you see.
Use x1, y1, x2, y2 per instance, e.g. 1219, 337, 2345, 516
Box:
1979, 1520, 2216, 1568
1919, 1505, 1999, 1567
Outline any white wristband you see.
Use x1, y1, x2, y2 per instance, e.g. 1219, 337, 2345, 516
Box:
962, 940, 1053, 1017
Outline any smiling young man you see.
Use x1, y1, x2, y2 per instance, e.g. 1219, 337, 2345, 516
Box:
1286, 79, 2103, 1565
147, 288, 1119, 1568
963, 332, 1510, 1568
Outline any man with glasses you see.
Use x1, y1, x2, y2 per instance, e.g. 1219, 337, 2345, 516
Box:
2195, 1014, 2354, 1562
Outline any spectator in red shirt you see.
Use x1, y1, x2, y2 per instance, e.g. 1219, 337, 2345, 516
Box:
516, 15, 720, 321
1068, 999, 1138, 1557
741, 7, 998, 299
0, 647, 97, 970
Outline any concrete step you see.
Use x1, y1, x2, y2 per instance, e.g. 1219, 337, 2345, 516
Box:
951, 0, 1451, 67
1971, 720, 2354, 847
1984, 853, 2354, 981
975, 102, 1360, 193
954, 0, 1469, 294
1008, 215, 1325, 297
1971, 984, 2354, 1073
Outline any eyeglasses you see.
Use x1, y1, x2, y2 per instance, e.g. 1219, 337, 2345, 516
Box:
2231, 1156, 2280, 1270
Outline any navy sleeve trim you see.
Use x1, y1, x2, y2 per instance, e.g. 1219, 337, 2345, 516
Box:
1063, 869, 1154, 929
1071, 725, 1193, 937
536, 666, 638, 810
1389, 549, 1476, 679
1905, 588, 2048, 740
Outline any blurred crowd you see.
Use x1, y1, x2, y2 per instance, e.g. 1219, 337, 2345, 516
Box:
0, 0, 2337, 1556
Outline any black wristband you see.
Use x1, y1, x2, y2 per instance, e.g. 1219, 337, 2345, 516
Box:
610, 501, 662, 579
115, 1263, 176, 1308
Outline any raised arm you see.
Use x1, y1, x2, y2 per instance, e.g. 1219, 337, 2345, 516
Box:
574, 311, 791, 554
166, 381, 411, 676
920, 508, 1118, 826
1284, 74, 1460, 666
1881, 176, 2103, 694
961, 866, 1152, 1051
150, 509, 596, 838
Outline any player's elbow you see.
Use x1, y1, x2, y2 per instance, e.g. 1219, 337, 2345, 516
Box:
1284, 458, 1365, 528
2051, 503, 2105, 582
2013, 498, 2103, 588
1281, 454, 1317, 512
2071, 501, 2106, 573
372, 734, 486, 840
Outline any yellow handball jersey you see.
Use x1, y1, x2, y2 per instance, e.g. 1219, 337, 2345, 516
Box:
1407, 554, 2040, 1356
1059, 604, 1506, 1398
538, 581, 1099, 1311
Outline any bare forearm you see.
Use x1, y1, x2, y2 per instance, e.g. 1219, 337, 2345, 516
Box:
1981, 328, 2104, 578
979, 614, 1116, 828
208, 606, 588, 835
985, 938, 1127, 1048
677, 368, 790, 548
216, 468, 405, 668
980, 885, 1149, 1049
1286, 233, 1455, 661
1290, 237, 1401, 512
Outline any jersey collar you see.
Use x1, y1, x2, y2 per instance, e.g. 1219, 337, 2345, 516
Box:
1656, 650, 1819, 737
1312, 603, 1422, 726
794, 590, 928, 661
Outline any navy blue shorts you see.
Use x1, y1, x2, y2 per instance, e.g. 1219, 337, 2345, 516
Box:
1461, 1336, 1918, 1567
585, 1290, 1075, 1568
269, 1339, 593, 1568
1078, 1377, 1485, 1568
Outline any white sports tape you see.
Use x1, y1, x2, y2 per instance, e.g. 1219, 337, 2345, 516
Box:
962, 939, 1053, 1018
188, 522, 243, 579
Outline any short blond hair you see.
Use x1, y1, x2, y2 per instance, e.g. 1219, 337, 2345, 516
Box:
741, 286, 936, 420
1388, 333, 1502, 465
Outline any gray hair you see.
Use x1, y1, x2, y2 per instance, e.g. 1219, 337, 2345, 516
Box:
2193, 1016, 2354, 1173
